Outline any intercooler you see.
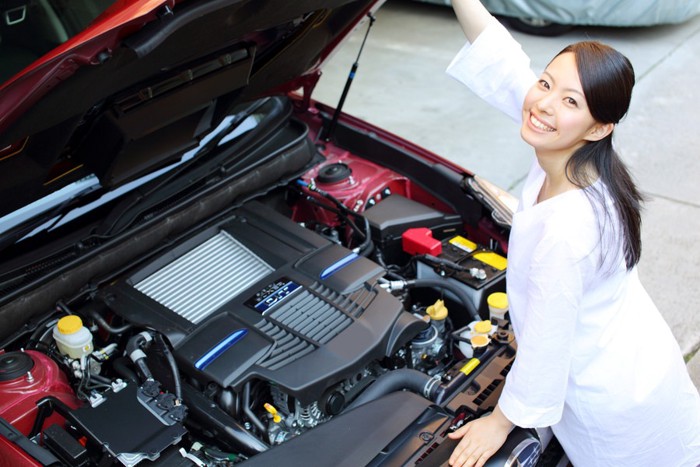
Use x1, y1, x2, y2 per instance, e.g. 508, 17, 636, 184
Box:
133, 231, 273, 325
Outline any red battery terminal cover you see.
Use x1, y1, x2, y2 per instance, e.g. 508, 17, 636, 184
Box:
402, 227, 442, 256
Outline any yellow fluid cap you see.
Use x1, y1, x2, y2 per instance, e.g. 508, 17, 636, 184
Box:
487, 292, 508, 310
474, 320, 492, 334
57, 315, 83, 335
426, 299, 448, 321
471, 334, 489, 347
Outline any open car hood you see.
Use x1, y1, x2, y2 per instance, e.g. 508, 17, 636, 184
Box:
0, 0, 381, 218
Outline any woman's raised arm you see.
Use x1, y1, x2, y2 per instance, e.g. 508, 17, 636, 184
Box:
452, 0, 494, 43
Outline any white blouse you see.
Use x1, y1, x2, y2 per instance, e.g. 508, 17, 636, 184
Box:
446, 19, 700, 466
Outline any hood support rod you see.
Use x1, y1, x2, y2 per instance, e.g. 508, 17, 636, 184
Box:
321, 12, 376, 142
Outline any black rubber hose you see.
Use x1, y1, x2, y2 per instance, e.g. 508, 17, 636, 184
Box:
112, 357, 139, 384
88, 309, 133, 334
293, 182, 373, 255
358, 238, 375, 258
125, 333, 154, 381
346, 369, 440, 411
89, 373, 113, 386
301, 192, 368, 240
155, 333, 182, 400
407, 278, 480, 322
243, 382, 267, 434
183, 384, 269, 455
356, 215, 373, 256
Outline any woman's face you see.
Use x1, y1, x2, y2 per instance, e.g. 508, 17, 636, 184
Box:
521, 52, 607, 159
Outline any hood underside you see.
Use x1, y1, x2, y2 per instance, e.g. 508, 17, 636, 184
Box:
0, 0, 379, 218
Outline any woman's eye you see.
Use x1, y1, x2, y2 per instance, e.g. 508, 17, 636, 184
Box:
565, 97, 578, 106
539, 79, 550, 89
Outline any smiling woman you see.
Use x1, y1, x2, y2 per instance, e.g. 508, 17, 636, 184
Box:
444, 0, 700, 466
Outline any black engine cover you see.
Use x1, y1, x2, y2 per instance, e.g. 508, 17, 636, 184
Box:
101, 201, 414, 403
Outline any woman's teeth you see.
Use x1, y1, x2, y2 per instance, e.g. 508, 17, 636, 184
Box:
530, 114, 555, 132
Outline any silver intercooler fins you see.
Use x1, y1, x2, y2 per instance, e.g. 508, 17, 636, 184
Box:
134, 231, 273, 324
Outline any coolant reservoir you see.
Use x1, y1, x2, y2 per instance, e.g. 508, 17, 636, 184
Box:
53, 315, 94, 359
472, 320, 492, 337
458, 319, 497, 358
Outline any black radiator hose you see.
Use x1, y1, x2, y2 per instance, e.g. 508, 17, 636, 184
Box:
347, 345, 502, 410
345, 369, 440, 411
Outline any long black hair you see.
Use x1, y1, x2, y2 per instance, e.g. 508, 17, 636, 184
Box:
556, 42, 643, 270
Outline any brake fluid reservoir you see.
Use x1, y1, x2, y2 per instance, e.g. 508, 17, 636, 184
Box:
53, 315, 93, 359
487, 292, 509, 321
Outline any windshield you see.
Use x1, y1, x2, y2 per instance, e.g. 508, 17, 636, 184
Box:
0, 0, 116, 83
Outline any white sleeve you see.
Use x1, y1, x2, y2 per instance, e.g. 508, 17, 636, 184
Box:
497, 230, 594, 428
445, 19, 537, 123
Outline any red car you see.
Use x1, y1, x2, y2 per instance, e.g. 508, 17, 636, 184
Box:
0, 0, 548, 465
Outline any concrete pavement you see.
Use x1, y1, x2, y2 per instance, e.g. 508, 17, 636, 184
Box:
313, 0, 700, 386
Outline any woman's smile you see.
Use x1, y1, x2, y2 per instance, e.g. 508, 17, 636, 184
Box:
528, 112, 556, 132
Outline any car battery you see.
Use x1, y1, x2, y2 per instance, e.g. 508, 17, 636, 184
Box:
417, 234, 507, 320
362, 194, 462, 261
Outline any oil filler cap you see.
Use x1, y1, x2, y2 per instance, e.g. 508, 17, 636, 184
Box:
0, 351, 34, 382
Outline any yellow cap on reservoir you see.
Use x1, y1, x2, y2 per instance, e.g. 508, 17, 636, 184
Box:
57, 315, 83, 335
474, 320, 492, 334
471, 334, 489, 347
487, 292, 508, 310
426, 299, 448, 321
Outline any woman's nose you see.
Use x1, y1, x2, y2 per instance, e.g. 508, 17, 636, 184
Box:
536, 95, 554, 114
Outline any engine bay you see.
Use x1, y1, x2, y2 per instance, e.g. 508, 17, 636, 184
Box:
0, 98, 541, 466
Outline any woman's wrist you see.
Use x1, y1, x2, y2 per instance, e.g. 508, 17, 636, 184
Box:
493, 404, 515, 432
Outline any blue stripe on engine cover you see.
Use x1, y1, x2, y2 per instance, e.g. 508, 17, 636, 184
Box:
320, 252, 359, 279
195, 329, 248, 370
